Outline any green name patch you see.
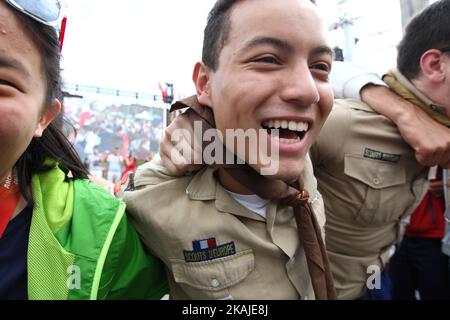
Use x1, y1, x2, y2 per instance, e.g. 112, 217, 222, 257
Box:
364, 148, 401, 163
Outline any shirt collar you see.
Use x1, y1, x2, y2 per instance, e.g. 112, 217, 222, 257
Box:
186, 168, 266, 222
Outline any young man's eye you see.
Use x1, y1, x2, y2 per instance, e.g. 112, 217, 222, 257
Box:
0, 79, 18, 88
253, 56, 281, 65
310, 63, 331, 73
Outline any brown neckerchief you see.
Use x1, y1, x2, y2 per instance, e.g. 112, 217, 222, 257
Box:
170, 96, 337, 300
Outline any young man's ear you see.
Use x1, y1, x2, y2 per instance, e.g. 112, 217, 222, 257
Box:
420, 49, 447, 83
193, 62, 213, 108
34, 99, 62, 138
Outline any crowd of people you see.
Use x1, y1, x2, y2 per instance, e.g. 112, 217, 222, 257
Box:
1, 0, 450, 301
63, 99, 163, 181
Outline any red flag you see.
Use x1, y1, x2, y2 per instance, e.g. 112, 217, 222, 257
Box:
59, 16, 67, 51
158, 81, 167, 101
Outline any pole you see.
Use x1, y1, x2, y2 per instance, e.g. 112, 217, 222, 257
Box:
342, 19, 355, 63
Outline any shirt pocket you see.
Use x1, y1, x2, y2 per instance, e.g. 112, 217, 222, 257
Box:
170, 250, 255, 299
344, 155, 406, 225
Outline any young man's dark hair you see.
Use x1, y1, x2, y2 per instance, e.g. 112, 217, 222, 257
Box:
202, 0, 239, 70
397, 0, 450, 80
202, 0, 316, 71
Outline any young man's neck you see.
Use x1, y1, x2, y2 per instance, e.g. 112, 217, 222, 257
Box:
412, 76, 449, 116
217, 168, 254, 195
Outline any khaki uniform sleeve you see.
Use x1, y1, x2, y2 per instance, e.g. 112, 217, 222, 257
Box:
310, 101, 353, 169
133, 159, 183, 187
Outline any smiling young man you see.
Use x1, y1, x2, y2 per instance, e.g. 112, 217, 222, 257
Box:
191, 2, 333, 193
123, 0, 334, 300
150, 0, 450, 300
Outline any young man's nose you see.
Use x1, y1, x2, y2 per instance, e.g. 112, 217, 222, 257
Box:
279, 64, 320, 107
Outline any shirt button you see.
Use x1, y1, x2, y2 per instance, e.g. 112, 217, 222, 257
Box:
373, 177, 380, 185
211, 279, 220, 288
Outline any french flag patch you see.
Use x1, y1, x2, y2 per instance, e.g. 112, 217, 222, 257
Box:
184, 238, 236, 263
193, 238, 217, 251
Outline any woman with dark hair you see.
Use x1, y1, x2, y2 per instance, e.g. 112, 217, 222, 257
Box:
0, 0, 167, 299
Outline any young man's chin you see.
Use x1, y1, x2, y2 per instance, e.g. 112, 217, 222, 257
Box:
252, 159, 305, 182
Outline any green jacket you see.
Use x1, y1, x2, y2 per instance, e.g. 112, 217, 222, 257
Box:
27, 164, 168, 300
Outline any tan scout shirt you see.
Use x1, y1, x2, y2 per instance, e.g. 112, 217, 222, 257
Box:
310, 99, 429, 299
123, 156, 325, 300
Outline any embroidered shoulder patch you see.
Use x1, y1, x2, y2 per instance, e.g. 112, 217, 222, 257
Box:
364, 148, 401, 163
184, 238, 236, 263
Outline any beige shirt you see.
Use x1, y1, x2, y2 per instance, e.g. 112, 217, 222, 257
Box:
123, 156, 325, 300
310, 99, 428, 299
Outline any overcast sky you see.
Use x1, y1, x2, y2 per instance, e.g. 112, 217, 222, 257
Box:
60, 0, 410, 99
62, 0, 216, 97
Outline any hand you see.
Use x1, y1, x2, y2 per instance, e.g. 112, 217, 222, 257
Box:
361, 85, 450, 169
159, 107, 212, 176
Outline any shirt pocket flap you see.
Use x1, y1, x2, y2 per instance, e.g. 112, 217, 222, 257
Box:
344, 155, 406, 189
171, 250, 255, 292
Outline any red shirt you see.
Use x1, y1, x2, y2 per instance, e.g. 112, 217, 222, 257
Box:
404, 191, 445, 239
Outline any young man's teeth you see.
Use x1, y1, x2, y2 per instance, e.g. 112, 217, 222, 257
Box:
297, 122, 309, 132
288, 121, 297, 131
273, 136, 301, 144
263, 120, 309, 132
274, 120, 281, 129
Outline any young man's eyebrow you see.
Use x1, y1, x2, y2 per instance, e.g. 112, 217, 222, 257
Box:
311, 45, 334, 58
240, 37, 333, 59
0, 56, 31, 79
241, 36, 295, 53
